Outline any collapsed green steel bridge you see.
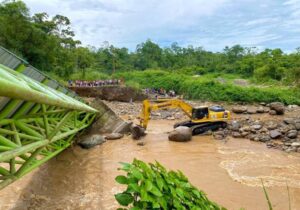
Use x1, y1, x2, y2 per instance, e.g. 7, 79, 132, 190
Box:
0, 47, 98, 189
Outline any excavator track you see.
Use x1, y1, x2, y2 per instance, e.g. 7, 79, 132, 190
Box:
174, 121, 227, 135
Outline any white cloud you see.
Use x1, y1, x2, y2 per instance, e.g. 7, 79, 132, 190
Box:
22, 0, 300, 51
244, 18, 278, 26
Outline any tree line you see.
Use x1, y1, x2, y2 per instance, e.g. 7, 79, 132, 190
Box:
0, 0, 299, 85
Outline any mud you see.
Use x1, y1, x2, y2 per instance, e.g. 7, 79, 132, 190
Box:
70, 86, 147, 102
0, 120, 300, 210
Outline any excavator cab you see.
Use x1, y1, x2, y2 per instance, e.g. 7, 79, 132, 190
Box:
192, 105, 228, 121
192, 107, 209, 120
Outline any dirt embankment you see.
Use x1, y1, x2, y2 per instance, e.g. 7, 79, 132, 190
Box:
70, 86, 147, 102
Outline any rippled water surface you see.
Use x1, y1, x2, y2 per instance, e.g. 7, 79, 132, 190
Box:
0, 120, 300, 210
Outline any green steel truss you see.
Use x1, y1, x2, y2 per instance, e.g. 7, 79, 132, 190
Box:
0, 64, 97, 189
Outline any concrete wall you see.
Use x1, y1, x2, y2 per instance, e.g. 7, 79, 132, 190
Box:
84, 98, 131, 134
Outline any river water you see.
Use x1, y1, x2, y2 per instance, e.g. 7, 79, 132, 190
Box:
0, 119, 300, 210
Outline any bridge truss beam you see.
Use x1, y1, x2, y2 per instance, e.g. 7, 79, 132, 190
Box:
0, 64, 97, 189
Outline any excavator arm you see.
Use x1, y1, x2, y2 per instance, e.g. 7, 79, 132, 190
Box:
140, 99, 193, 129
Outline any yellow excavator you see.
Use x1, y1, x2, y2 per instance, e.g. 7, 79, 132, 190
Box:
133, 99, 230, 138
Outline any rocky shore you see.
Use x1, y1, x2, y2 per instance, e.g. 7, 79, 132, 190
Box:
102, 99, 300, 153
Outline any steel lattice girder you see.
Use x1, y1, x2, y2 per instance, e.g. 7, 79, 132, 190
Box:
0, 64, 98, 189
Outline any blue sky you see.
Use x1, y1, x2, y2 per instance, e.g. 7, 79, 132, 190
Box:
23, 0, 300, 52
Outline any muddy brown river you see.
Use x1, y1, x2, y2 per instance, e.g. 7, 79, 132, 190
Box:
0, 120, 300, 210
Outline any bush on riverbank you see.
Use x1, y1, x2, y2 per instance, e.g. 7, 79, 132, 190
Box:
114, 70, 300, 105
69, 70, 109, 81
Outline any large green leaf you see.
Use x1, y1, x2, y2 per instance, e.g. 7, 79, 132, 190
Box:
150, 185, 163, 197
128, 183, 140, 192
115, 193, 134, 206
145, 180, 153, 191
129, 207, 142, 210
119, 162, 132, 171
131, 168, 144, 180
176, 187, 184, 199
156, 177, 164, 191
115, 175, 128, 184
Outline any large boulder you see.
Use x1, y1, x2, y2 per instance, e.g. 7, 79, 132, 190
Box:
291, 142, 300, 147
256, 106, 265, 113
168, 126, 192, 142
287, 130, 298, 139
131, 125, 146, 140
284, 118, 296, 125
280, 124, 296, 134
269, 130, 282, 139
78, 135, 106, 149
230, 121, 241, 131
232, 132, 242, 138
232, 106, 247, 114
295, 120, 300, 131
269, 102, 285, 115
247, 107, 257, 114
161, 111, 173, 119
288, 105, 299, 109
251, 124, 262, 131
258, 134, 271, 142
213, 130, 226, 140
265, 121, 278, 130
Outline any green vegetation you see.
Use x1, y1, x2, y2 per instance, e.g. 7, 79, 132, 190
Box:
113, 70, 300, 105
1, 0, 300, 104
115, 159, 226, 210
69, 70, 109, 81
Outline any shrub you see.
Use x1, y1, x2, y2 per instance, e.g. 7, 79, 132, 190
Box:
115, 159, 226, 210
69, 70, 109, 81
125, 80, 141, 90
115, 70, 300, 105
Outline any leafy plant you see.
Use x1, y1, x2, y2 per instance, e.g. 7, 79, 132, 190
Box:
115, 159, 226, 210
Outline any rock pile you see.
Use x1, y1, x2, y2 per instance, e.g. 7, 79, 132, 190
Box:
231, 102, 286, 115
219, 117, 300, 152
232, 106, 269, 114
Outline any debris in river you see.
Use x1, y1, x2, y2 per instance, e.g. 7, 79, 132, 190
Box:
105, 133, 124, 140
78, 134, 106, 149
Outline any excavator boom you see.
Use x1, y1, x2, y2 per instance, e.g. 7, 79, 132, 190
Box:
140, 99, 193, 129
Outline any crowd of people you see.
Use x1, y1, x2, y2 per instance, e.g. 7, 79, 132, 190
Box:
68, 79, 123, 87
